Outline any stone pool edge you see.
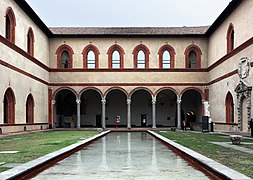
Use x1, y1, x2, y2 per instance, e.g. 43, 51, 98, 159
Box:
147, 130, 252, 180
0, 130, 111, 180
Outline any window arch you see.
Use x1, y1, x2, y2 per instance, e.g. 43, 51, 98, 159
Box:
5, 7, 16, 43
158, 45, 176, 68
227, 23, 235, 53
225, 92, 234, 123
133, 44, 150, 69
27, 27, 34, 56
3, 88, 15, 124
56, 44, 74, 69
26, 94, 34, 124
184, 44, 202, 69
82, 45, 99, 69
107, 44, 124, 69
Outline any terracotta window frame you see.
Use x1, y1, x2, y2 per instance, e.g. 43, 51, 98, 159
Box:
225, 92, 234, 123
26, 94, 34, 124
82, 45, 100, 69
133, 44, 150, 69
158, 45, 176, 69
56, 44, 74, 69
107, 44, 125, 69
184, 44, 202, 69
3, 88, 15, 124
27, 27, 35, 57
227, 23, 235, 54
5, 7, 16, 44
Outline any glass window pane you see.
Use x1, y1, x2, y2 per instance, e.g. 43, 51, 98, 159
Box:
112, 50, 120, 61
87, 51, 95, 60
189, 51, 197, 69
61, 51, 70, 69
88, 64, 95, 69
112, 64, 120, 69
137, 50, 145, 60
137, 64, 145, 69
163, 63, 170, 69
163, 51, 170, 60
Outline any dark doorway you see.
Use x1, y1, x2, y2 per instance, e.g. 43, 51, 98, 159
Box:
141, 114, 147, 127
96, 114, 102, 128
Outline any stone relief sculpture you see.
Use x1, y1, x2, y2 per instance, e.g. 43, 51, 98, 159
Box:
235, 57, 252, 131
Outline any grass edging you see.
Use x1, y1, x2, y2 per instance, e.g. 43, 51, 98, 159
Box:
147, 130, 251, 180
0, 130, 111, 180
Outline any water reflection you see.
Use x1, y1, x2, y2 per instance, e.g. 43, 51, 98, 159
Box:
33, 132, 210, 180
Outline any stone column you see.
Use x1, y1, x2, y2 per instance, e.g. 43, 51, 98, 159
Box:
76, 99, 81, 128
202, 101, 210, 117
177, 95, 181, 129
52, 100, 56, 129
152, 97, 156, 128
127, 99, 131, 129
101, 98, 106, 129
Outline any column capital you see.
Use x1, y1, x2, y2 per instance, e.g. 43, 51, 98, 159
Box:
177, 99, 181, 104
76, 99, 81, 104
52, 100, 56, 105
127, 99, 131, 105
101, 99, 106, 105
152, 99, 156, 105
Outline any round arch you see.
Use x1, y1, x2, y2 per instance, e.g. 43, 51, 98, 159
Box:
79, 87, 103, 98
53, 87, 78, 100
104, 87, 128, 98
155, 87, 178, 97
156, 89, 177, 127
129, 87, 153, 99
3, 87, 16, 124
26, 93, 34, 124
180, 87, 204, 100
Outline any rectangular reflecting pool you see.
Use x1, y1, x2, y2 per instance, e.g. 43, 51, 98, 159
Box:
32, 132, 212, 179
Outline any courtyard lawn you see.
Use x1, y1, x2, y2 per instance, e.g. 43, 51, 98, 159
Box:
157, 131, 253, 178
0, 130, 98, 172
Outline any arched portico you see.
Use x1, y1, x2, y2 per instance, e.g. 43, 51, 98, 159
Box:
131, 89, 153, 127
105, 89, 127, 127
80, 89, 102, 127
55, 89, 77, 128
156, 90, 177, 127
181, 89, 203, 129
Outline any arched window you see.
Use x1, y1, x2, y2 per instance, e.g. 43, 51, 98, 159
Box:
56, 44, 74, 69
133, 44, 150, 69
61, 51, 70, 68
26, 94, 34, 124
225, 92, 234, 123
27, 28, 34, 56
5, 7, 16, 43
137, 50, 145, 69
83, 45, 99, 69
107, 44, 124, 69
184, 44, 202, 69
158, 45, 176, 69
227, 23, 235, 53
3, 88, 15, 124
87, 50, 96, 69
112, 50, 120, 68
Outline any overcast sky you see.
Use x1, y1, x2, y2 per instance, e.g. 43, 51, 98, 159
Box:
25, 0, 231, 27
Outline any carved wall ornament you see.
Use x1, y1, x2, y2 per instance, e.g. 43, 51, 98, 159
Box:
238, 57, 250, 79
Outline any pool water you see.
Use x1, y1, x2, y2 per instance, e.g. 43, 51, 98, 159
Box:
32, 132, 211, 180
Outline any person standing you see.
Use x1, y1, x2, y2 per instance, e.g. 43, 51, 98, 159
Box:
182, 120, 187, 131
250, 119, 253, 137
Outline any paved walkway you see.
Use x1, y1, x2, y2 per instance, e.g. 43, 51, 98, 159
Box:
211, 142, 253, 155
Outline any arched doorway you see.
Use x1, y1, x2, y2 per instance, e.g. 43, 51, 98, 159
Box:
106, 89, 127, 127
156, 90, 177, 127
3, 88, 15, 124
55, 89, 77, 128
181, 89, 202, 129
225, 92, 234, 123
131, 89, 152, 127
26, 94, 34, 124
80, 89, 102, 127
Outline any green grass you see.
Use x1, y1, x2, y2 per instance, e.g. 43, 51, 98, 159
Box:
157, 131, 253, 178
0, 130, 98, 172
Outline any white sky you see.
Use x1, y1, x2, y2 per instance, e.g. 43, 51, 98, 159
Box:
25, 0, 232, 27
